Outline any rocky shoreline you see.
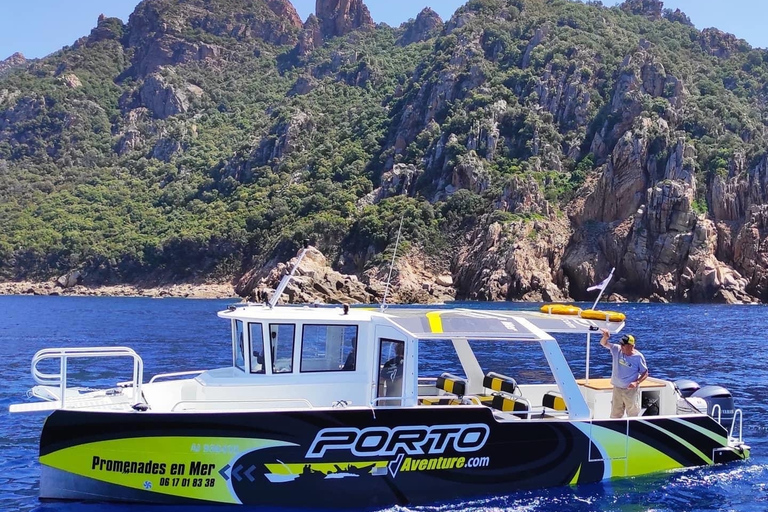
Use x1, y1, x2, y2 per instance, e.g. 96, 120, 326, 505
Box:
0, 246, 456, 304
0, 280, 239, 299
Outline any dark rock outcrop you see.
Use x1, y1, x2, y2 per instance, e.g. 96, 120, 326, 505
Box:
115, 108, 151, 155
88, 15, 126, 44
663, 8, 693, 26
126, 0, 302, 77
359, 164, 423, 206
710, 155, 768, 222
733, 205, 768, 301
589, 45, 685, 162
396, 8, 443, 46
619, 0, 663, 20
253, 111, 315, 164
699, 28, 744, 59
297, 14, 323, 57
57, 270, 85, 289
139, 74, 189, 119
454, 215, 571, 302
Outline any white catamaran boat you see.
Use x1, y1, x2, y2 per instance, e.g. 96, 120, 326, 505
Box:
10, 256, 749, 507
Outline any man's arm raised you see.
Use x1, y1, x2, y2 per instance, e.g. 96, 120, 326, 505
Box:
600, 328, 611, 348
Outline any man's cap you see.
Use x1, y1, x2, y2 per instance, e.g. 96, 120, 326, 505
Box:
621, 334, 635, 346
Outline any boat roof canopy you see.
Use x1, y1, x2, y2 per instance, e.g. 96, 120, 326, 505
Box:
383, 308, 624, 340
219, 305, 624, 342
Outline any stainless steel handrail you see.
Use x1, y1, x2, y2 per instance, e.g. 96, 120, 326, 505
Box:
711, 403, 722, 424
730, 408, 743, 443
31, 347, 143, 409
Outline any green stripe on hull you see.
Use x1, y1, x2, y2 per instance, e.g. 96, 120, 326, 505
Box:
639, 420, 712, 465
575, 422, 685, 478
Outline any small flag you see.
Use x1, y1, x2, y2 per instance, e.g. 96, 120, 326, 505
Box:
587, 268, 615, 292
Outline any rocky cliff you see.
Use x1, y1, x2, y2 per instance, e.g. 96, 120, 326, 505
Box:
2, 0, 768, 305
0, 52, 27, 77
315, 0, 373, 39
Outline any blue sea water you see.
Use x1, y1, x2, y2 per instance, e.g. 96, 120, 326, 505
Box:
1, 296, 767, 512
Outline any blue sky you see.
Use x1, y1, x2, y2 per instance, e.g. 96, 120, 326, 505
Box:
1, 1, 767, 61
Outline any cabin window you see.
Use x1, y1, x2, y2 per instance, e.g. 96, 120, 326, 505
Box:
268, 324, 295, 373
234, 320, 245, 371
249, 323, 266, 374
300, 325, 358, 372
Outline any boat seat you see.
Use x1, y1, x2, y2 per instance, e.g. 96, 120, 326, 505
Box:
419, 397, 464, 406
491, 392, 530, 418
473, 395, 495, 406
542, 391, 567, 411
436, 373, 467, 397
483, 372, 518, 395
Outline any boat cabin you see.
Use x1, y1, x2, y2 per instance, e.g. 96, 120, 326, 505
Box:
138, 304, 672, 420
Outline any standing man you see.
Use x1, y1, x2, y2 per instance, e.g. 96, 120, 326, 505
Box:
600, 328, 649, 418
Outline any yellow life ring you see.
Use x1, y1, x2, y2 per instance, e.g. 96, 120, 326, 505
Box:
579, 309, 626, 322
540, 304, 582, 315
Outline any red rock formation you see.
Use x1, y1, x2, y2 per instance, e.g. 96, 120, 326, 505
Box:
0, 52, 27, 75
297, 14, 323, 57
315, 0, 374, 39
265, 0, 303, 28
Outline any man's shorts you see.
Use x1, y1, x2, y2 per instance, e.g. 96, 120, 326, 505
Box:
611, 386, 641, 418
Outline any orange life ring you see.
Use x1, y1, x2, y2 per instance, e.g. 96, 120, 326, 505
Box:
579, 309, 626, 322
540, 304, 582, 315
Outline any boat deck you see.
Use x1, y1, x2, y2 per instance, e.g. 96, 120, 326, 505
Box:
9, 387, 138, 413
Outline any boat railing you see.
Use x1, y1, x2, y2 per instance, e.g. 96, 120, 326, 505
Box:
711, 403, 722, 424
369, 396, 409, 407
31, 347, 143, 409
170, 398, 313, 412
149, 370, 206, 384
730, 408, 743, 443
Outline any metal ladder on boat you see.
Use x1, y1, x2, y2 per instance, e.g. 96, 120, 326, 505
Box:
27, 347, 144, 410
711, 403, 744, 444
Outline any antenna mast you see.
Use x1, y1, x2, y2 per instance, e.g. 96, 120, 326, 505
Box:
381, 213, 405, 312
269, 240, 310, 308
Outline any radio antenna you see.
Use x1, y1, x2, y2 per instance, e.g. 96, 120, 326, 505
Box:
381, 213, 405, 312
270, 239, 310, 308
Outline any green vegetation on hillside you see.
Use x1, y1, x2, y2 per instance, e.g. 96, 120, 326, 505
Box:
1, 0, 766, 285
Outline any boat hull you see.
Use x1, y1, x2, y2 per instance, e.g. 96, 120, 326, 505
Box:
39, 407, 748, 507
